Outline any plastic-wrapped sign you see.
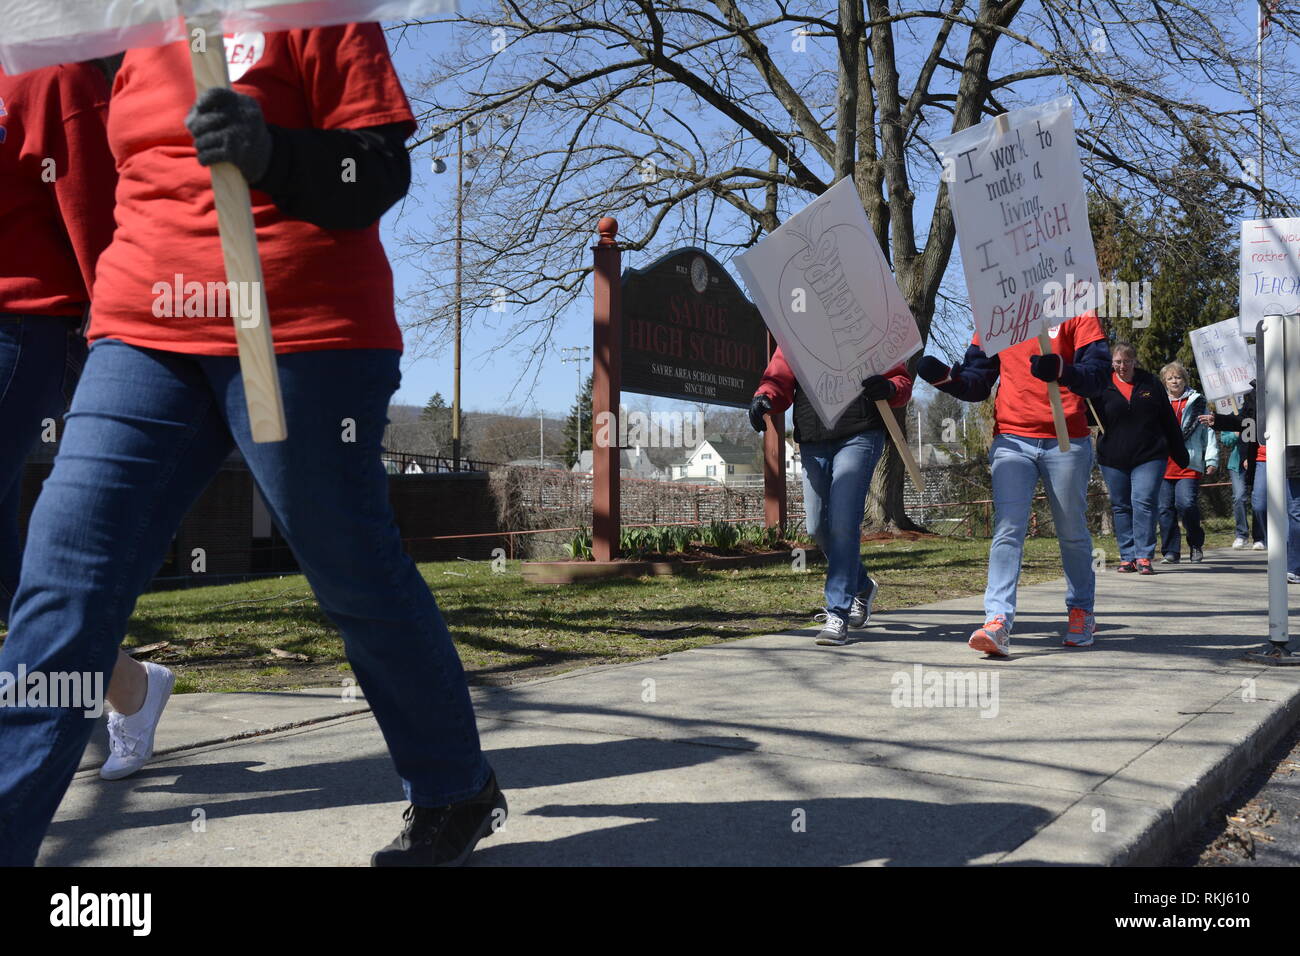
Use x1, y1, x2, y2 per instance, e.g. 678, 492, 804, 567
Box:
0, 0, 457, 73
734, 176, 922, 430
1190, 316, 1255, 403
934, 97, 1100, 356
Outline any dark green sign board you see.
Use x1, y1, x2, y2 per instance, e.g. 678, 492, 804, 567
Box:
621, 247, 768, 408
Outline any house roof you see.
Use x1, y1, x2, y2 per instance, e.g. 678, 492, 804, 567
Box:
695, 436, 760, 463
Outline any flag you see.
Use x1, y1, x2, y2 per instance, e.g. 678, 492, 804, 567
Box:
1261, 0, 1281, 37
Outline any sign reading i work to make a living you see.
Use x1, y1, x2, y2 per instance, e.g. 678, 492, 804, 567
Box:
621, 247, 768, 408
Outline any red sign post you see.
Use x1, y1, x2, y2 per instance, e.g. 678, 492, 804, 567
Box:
591, 218, 622, 561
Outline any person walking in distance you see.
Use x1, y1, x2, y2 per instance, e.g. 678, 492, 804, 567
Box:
1156, 362, 1217, 564
916, 313, 1112, 655
1089, 343, 1189, 575
749, 348, 913, 646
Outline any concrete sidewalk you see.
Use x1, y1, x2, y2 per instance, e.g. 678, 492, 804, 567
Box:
39, 547, 1300, 866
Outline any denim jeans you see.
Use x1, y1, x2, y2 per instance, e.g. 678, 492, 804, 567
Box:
0, 316, 87, 624
1158, 476, 1204, 557
985, 434, 1095, 627
801, 429, 885, 617
0, 340, 490, 864
1228, 467, 1260, 542
1100, 458, 1164, 562
1251, 460, 1300, 575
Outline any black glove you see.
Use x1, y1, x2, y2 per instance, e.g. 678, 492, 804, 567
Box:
748, 394, 772, 433
916, 355, 969, 398
186, 87, 274, 186
861, 375, 895, 402
1030, 353, 1074, 384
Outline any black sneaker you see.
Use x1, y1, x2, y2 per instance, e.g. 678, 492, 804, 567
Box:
1190, 548, 1203, 563
371, 771, 507, 867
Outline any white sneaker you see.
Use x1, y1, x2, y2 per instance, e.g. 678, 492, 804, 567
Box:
101, 662, 176, 781
1253, 541, 1267, 551
846, 577, 878, 628
1232, 538, 1247, 549
813, 610, 849, 646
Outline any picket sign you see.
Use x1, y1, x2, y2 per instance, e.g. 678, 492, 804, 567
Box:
734, 177, 925, 492
1190, 316, 1255, 406
1241, 218, 1300, 334
935, 98, 1103, 453
0, 0, 458, 442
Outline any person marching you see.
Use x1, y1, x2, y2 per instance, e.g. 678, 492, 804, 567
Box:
0, 24, 503, 867
0, 59, 182, 785
749, 350, 912, 645
1219, 423, 1263, 551
916, 313, 1112, 655
1089, 343, 1189, 574
1156, 362, 1217, 564
0, 61, 113, 616
1203, 387, 1300, 582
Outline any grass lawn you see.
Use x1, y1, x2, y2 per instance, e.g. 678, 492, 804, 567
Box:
0, 518, 1239, 694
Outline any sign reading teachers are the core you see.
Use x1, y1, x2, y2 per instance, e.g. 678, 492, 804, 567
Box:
935, 97, 1101, 356
733, 177, 923, 430
620, 247, 768, 408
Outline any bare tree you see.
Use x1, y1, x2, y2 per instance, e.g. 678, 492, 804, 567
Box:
395, 0, 1298, 527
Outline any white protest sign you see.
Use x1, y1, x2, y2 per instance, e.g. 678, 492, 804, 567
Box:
934, 97, 1100, 356
1190, 316, 1255, 403
734, 176, 922, 430
1241, 217, 1300, 334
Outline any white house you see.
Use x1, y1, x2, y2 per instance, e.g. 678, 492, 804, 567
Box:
571, 445, 669, 480
669, 437, 760, 484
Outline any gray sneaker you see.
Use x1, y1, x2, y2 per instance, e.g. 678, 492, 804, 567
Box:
1190, 548, 1203, 563
813, 610, 848, 646
846, 577, 878, 628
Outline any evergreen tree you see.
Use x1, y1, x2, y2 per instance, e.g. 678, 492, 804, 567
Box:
1090, 132, 1242, 388
420, 391, 454, 456
561, 374, 594, 467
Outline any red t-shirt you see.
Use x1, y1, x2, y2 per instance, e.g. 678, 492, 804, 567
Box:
1165, 394, 1199, 479
1112, 371, 1133, 401
974, 311, 1105, 439
0, 63, 117, 316
89, 23, 414, 355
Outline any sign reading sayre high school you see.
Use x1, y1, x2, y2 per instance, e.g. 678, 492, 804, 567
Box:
1241, 217, 1300, 333
733, 177, 923, 429
621, 247, 768, 408
934, 96, 1101, 356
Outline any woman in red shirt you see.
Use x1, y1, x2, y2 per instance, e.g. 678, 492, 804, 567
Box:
1156, 362, 1217, 564
0, 24, 502, 868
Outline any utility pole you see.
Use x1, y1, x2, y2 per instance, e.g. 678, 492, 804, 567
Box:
561, 345, 592, 464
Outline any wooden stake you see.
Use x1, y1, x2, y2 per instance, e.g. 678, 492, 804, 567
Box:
188, 21, 287, 442
877, 399, 926, 493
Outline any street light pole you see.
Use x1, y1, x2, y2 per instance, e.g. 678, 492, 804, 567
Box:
561, 345, 591, 464
453, 122, 463, 472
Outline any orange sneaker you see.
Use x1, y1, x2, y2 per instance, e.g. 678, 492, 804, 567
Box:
969, 615, 1011, 657
1135, 558, 1154, 575
1063, 608, 1096, 647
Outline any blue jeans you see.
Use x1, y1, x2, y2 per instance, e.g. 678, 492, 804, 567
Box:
0, 316, 87, 623
0, 340, 490, 864
985, 434, 1095, 626
1251, 460, 1300, 575
1158, 476, 1203, 557
1100, 458, 1165, 562
1229, 467, 1261, 542
801, 430, 885, 617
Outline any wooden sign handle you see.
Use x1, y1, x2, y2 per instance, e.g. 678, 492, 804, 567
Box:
1038, 330, 1071, 452
188, 21, 287, 443
876, 399, 925, 494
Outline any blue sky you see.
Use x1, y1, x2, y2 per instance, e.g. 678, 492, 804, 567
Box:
376, 4, 1293, 420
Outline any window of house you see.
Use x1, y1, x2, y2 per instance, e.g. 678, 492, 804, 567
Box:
701, 453, 712, 460
727, 465, 735, 474
706, 465, 716, 476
